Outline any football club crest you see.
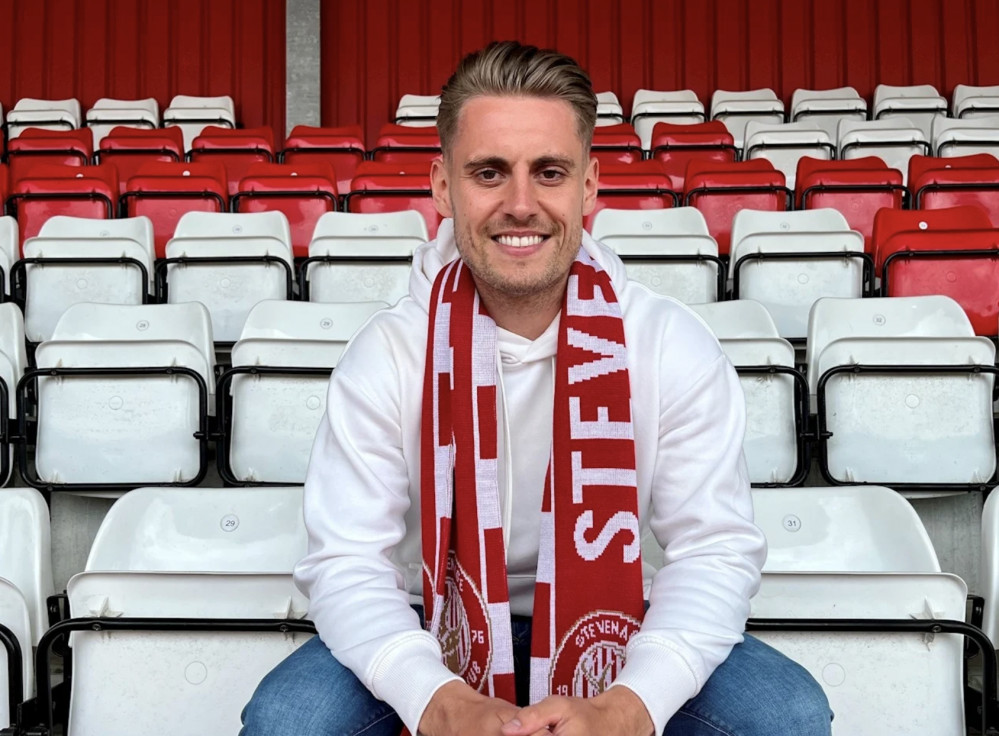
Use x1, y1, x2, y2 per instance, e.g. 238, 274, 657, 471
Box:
550, 611, 641, 697
439, 552, 492, 691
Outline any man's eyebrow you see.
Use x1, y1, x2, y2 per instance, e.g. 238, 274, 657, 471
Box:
463, 156, 509, 172
533, 155, 576, 170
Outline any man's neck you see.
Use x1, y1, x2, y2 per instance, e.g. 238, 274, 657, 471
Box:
475, 285, 563, 340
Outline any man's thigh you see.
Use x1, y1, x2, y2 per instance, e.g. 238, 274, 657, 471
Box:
664, 634, 832, 736
240, 635, 403, 736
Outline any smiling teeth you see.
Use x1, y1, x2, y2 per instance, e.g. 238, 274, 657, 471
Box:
496, 234, 544, 248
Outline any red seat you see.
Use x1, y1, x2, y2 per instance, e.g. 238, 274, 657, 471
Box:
281, 125, 366, 195
371, 124, 442, 164
189, 125, 277, 195
591, 123, 643, 165
97, 126, 186, 197
878, 226, 999, 336
346, 161, 442, 239
7, 128, 93, 183
122, 161, 229, 257
0, 164, 8, 211
650, 121, 737, 190
872, 205, 994, 276
908, 154, 999, 223
684, 159, 789, 256
585, 160, 677, 232
796, 156, 906, 252
9, 163, 118, 247
233, 162, 338, 258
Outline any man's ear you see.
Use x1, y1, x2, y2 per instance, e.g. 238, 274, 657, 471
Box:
581, 154, 599, 216
430, 157, 454, 218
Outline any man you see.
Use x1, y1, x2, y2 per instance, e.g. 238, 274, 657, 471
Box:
242, 41, 831, 736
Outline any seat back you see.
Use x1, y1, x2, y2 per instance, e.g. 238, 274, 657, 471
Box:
789, 87, 868, 142
0, 488, 54, 645
838, 118, 929, 184
97, 126, 185, 196
10, 164, 118, 244
586, 160, 676, 232
84, 97, 160, 146
163, 94, 236, 151
6, 97, 81, 138
0, 577, 31, 726
591, 123, 643, 165
189, 125, 278, 194
931, 115, 999, 157
281, 125, 366, 194
649, 121, 737, 189
345, 161, 441, 239
6, 128, 93, 183
743, 121, 834, 188
630, 90, 705, 150
709, 88, 785, 148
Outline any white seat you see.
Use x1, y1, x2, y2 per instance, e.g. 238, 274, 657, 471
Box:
307, 210, 427, 304
0, 577, 31, 727
0, 303, 26, 426
21, 216, 156, 343
591, 207, 721, 303
85, 97, 160, 146
0, 488, 54, 645
86, 486, 307, 572
753, 485, 940, 572
595, 91, 624, 126
838, 118, 929, 185
0, 217, 18, 297
64, 571, 311, 736
710, 89, 785, 149
225, 301, 386, 482
631, 89, 705, 150
931, 114, 999, 157
395, 93, 440, 126
751, 571, 968, 736
690, 300, 779, 339
952, 83, 999, 118
743, 121, 834, 188
166, 211, 294, 342
873, 84, 948, 141
789, 87, 868, 143
980, 490, 999, 647
162, 94, 236, 151
730, 209, 865, 339
6, 97, 81, 138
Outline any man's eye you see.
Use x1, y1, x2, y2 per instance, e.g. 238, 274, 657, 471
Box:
539, 169, 565, 182
477, 170, 500, 182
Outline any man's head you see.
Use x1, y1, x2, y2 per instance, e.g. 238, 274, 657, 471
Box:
430, 41, 600, 332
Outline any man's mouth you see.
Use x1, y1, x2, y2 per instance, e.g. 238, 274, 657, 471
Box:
493, 234, 548, 248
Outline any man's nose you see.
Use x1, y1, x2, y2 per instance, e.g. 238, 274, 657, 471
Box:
503, 170, 540, 220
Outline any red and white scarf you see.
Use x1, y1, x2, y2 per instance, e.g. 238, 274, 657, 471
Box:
420, 247, 645, 705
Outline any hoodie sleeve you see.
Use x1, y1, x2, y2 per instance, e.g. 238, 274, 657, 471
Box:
609, 310, 766, 735
293, 320, 462, 734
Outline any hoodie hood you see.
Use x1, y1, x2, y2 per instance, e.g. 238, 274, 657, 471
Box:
408, 217, 631, 313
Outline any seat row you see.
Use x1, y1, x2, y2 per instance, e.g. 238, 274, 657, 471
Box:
2, 482, 996, 735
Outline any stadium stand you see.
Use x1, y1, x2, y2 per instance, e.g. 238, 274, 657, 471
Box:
630, 89, 705, 151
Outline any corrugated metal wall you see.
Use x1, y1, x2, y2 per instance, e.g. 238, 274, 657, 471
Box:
0, 0, 286, 133
320, 0, 999, 145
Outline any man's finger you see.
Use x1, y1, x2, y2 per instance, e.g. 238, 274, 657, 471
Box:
500, 700, 565, 736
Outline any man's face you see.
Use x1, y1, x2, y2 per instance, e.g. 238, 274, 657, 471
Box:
430, 95, 598, 306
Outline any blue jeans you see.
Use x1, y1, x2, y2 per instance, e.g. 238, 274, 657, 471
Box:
241, 620, 832, 736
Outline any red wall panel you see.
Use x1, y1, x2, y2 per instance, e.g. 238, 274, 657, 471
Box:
321, 0, 999, 146
0, 0, 285, 134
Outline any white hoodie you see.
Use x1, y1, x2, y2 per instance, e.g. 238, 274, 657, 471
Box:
295, 219, 766, 735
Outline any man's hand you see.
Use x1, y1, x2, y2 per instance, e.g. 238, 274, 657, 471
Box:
499, 686, 655, 736
418, 680, 521, 736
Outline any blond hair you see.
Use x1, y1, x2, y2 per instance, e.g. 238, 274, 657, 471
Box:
437, 41, 597, 156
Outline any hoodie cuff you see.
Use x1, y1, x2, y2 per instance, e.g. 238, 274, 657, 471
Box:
367, 632, 462, 734
609, 635, 702, 736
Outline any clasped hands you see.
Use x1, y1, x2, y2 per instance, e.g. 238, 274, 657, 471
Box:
418, 680, 655, 736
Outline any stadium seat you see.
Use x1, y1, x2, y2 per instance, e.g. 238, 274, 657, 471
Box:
590, 206, 723, 303
8, 163, 118, 246
795, 156, 907, 251
710, 88, 785, 149
683, 159, 790, 256
980, 490, 999, 651
0, 216, 19, 297
649, 121, 738, 190
19, 302, 215, 490
370, 123, 441, 164
595, 91, 625, 125
0, 303, 24, 486
121, 161, 229, 257
344, 160, 442, 238
806, 295, 995, 492
630, 89, 705, 151
96, 126, 186, 196
789, 87, 868, 143
162, 94, 236, 151
590, 123, 643, 165
730, 209, 867, 339
16, 215, 155, 344
0, 164, 8, 213
838, 118, 930, 184
394, 93, 440, 126
931, 115, 999, 157
189, 125, 277, 194
908, 153, 999, 220
304, 209, 427, 303
692, 301, 805, 484
84, 97, 160, 147
871, 204, 995, 274
232, 162, 338, 258
5, 98, 81, 139
0, 576, 29, 730
280, 124, 367, 195
585, 160, 677, 232
743, 121, 835, 189
218, 300, 387, 483
952, 83, 999, 118
6, 127, 93, 183
0, 487, 53, 645
161, 211, 294, 343
873, 83, 948, 141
